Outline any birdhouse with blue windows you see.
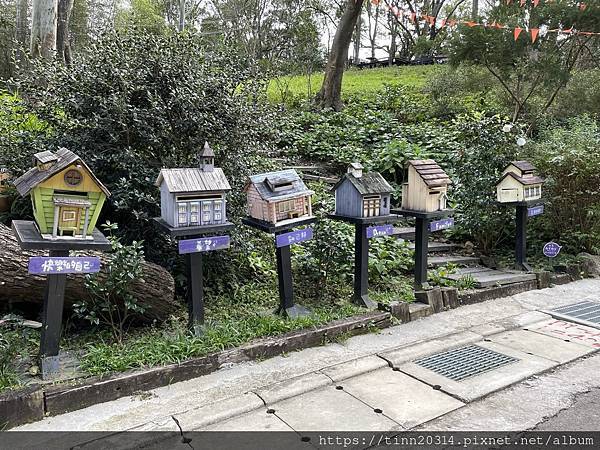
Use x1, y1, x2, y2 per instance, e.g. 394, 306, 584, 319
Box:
156, 142, 231, 229
496, 161, 544, 203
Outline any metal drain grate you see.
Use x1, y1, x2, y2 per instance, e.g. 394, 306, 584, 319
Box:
548, 300, 600, 329
414, 345, 519, 381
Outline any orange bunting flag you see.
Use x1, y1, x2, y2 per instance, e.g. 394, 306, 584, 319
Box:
495, 22, 505, 29
466, 21, 477, 27
440, 19, 447, 28
520, 0, 526, 6
429, 16, 436, 26
531, 28, 540, 43
514, 27, 523, 41
534, 0, 540, 6
449, 19, 457, 27
410, 12, 416, 23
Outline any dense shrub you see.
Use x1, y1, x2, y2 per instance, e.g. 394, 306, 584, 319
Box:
451, 113, 522, 254
3, 31, 279, 286
530, 116, 600, 254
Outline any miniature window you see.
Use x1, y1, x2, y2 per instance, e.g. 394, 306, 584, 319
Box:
277, 200, 295, 213
62, 211, 77, 221
177, 203, 188, 226
203, 203, 211, 211
214, 201, 222, 211
214, 213, 222, 221
383, 197, 388, 208
64, 169, 83, 186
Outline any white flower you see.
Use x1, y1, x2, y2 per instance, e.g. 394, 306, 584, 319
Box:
516, 137, 527, 147
502, 124, 513, 133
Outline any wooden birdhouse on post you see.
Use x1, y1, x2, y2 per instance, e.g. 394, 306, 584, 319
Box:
13, 148, 110, 240
333, 163, 393, 218
156, 142, 231, 230
244, 169, 314, 226
401, 160, 451, 212
496, 161, 544, 203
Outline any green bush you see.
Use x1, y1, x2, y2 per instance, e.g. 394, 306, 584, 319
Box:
530, 116, 600, 254
451, 113, 522, 254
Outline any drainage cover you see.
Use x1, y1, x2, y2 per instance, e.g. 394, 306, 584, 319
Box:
547, 300, 600, 329
414, 345, 519, 381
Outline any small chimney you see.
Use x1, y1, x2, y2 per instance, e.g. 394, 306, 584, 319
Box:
33, 151, 58, 172
347, 162, 364, 178
198, 141, 215, 172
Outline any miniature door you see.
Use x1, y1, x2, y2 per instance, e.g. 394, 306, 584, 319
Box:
59, 206, 81, 235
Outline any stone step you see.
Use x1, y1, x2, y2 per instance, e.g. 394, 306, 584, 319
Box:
428, 255, 481, 268
444, 266, 537, 288
408, 242, 458, 253
392, 227, 415, 240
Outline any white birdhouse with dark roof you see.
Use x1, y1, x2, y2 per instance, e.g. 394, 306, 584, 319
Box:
401, 159, 451, 213
333, 163, 393, 218
496, 161, 544, 203
156, 142, 231, 228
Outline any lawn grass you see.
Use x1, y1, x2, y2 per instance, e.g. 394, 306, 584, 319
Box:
267, 65, 439, 104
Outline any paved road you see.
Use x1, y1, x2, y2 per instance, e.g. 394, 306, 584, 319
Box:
534, 387, 600, 431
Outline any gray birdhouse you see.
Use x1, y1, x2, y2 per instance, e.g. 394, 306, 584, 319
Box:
333, 163, 393, 218
156, 142, 231, 228
496, 161, 544, 203
244, 169, 314, 226
401, 160, 451, 212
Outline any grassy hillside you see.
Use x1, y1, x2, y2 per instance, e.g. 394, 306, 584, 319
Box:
268, 65, 439, 104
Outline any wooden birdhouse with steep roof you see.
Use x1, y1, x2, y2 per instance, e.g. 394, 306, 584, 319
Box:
156, 142, 231, 228
13, 148, 110, 240
496, 161, 544, 203
333, 163, 393, 218
401, 159, 451, 212
244, 169, 314, 226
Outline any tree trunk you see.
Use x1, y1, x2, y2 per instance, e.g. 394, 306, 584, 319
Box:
56, 0, 74, 64
31, 0, 58, 60
353, 7, 361, 62
0, 224, 179, 322
316, 0, 364, 111
472, 0, 479, 20
179, 0, 186, 32
15, 0, 29, 63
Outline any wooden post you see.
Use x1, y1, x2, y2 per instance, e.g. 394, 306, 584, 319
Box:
515, 204, 532, 272
353, 223, 375, 309
414, 217, 430, 288
275, 237, 294, 312
186, 252, 204, 334
52, 205, 59, 238
82, 207, 90, 239
40, 250, 69, 364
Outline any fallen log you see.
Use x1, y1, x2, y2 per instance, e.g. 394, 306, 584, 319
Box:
0, 223, 179, 321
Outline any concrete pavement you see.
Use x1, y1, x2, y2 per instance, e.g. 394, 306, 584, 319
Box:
12, 279, 600, 440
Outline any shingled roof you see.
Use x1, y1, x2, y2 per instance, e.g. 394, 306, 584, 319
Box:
500, 172, 545, 186
510, 161, 536, 173
14, 148, 111, 197
156, 168, 231, 193
245, 169, 313, 202
407, 159, 452, 187
333, 171, 392, 195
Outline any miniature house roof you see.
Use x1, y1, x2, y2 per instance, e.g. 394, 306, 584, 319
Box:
199, 142, 215, 158
498, 160, 545, 186
499, 172, 545, 186
14, 148, 111, 197
34, 150, 59, 164
349, 162, 364, 170
333, 170, 393, 195
406, 160, 452, 188
510, 161, 536, 173
245, 169, 313, 202
156, 168, 231, 193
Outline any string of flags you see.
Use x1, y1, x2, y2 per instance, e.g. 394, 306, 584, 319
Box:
371, 0, 599, 43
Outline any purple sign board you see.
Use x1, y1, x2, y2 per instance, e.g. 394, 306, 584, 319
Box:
528, 205, 544, 217
367, 224, 394, 239
276, 228, 313, 248
179, 236, 230, 254
430, 218, 455, 232
543, 242, 562, 258
29, 257, 101, 275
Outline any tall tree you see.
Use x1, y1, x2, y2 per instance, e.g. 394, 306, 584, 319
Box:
31, 0, 58, 59
56, 0, 74, 64
316, 0, 364, 110
15, 0, 29, 63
